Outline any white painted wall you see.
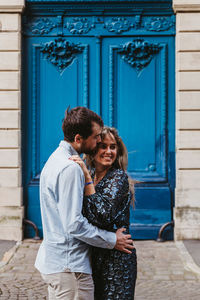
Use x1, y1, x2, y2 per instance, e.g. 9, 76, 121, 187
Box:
174, 0, 200, 239
0, 1, 24, 241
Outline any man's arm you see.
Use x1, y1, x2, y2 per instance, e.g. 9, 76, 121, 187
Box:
57, 163, 115, 249
56, 163, 134, 252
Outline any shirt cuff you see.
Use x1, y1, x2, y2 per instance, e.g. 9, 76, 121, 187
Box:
106, 232, 117, 249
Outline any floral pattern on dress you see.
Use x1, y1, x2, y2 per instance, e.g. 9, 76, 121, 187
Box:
83, 167, 137, 300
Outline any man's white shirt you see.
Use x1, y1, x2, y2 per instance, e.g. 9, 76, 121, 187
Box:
35, 140, 116, 274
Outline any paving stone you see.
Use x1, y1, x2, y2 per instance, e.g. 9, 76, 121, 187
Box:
0, 240, 200, 299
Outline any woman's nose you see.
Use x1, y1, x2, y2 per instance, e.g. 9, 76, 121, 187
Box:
105, 147, 111, 153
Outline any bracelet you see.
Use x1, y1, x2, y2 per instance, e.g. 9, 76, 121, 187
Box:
85, 181, 93, 186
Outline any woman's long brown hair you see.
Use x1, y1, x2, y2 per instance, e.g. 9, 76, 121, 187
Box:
85, 126, 136, 206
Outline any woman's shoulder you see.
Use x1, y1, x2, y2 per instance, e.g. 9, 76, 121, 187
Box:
108, 168, 129, 194
109, 168, 128, 181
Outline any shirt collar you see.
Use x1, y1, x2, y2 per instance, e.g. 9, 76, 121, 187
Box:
59, 140, 79, 156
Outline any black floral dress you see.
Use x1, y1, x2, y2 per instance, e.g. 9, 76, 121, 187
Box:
83, 167, 137, 300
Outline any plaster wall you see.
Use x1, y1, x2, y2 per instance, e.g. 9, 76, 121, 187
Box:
0, 1, 24, 241
174, 0, 200, 239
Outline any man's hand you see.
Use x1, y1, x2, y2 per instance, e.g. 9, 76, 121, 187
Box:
115, 228, 134, 254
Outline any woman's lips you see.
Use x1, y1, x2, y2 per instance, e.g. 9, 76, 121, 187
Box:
101, 156, 112, 160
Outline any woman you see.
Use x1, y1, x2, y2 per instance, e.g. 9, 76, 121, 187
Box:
70, 127, 137, 300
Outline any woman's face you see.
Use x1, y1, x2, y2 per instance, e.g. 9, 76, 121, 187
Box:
94, 133, 118, 168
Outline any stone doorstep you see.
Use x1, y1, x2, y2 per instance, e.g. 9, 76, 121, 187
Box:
0, 240, 21, 269
183, 240, 200, 267
176, 241, 200, 276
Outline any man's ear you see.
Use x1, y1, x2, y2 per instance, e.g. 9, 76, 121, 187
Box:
74, 134, 83, 144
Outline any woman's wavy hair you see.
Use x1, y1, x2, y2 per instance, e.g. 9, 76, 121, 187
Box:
85, 126, 135, 205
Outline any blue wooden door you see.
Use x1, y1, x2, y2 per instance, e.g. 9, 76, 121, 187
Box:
22, 1, 175, 239
101, 36, 175, 239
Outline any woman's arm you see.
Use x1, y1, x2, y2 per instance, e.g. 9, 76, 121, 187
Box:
69, 155, 95, 195
69, 156, 129, 228
83, 169, 129, 229
68, 156, 134, 251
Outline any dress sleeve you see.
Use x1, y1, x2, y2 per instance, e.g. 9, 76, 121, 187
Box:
83, 169, 129, 229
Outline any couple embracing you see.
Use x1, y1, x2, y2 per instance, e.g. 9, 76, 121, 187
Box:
35, 106, 137, 300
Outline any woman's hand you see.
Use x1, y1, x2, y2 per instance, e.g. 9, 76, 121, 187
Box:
69, 155, 90, 179
69, 155, 95, 196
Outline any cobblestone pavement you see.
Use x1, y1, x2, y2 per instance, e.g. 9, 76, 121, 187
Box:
0, 240, 200, 299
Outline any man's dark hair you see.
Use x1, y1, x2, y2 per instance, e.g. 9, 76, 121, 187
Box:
62, 106, 103, 142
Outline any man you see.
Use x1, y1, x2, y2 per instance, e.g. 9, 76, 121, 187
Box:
35, 107, 134, 300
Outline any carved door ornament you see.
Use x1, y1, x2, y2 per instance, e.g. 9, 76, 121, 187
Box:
27, 18, 56, 35
65, 17, 95, 34
118, 39, 161, 75
144, 17, 175, 32
40, 38, 84, 72
104, 17, 133, 34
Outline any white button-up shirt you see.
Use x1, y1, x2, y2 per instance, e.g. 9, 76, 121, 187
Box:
35, 141, 116, 274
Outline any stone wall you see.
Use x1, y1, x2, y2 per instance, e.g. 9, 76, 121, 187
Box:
173, 0, 200, 239
0, 0, 200, 241
0, 0, 25, 241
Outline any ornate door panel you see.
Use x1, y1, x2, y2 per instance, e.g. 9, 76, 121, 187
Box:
101, 36, 175, 238
23, 35, 98, 236
23, 0, 175, 239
